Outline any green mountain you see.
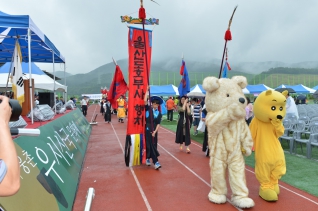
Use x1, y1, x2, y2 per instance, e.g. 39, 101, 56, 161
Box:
247, 67, 318, 88
60, 58, 318, 97
64, 58, 253, 96
54, 71, 73, 78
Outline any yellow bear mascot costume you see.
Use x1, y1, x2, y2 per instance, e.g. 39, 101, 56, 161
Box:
249, 90, 288, 201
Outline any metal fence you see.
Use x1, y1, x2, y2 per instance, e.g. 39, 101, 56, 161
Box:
147, 71, 318, 88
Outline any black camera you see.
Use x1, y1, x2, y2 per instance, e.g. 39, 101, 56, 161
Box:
0, 99, 22, 122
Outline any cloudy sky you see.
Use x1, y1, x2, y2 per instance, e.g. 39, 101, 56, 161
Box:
1, 0, 318, 74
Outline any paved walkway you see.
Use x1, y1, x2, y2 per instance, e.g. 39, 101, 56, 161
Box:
73, 104, 318, 211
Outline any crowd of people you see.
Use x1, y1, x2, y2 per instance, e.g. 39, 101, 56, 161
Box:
0, 91, 14, 99
77, 90, 303, 170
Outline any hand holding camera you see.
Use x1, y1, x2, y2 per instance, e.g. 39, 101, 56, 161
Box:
0, 96, 12, 124
0, 95, 21, 196
0, 96, 22, 122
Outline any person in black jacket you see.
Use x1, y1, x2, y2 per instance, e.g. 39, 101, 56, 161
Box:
144, 92, 162, 170
175, 96, 191, 153
201, 107, 209, 157
104, 100, 112, 123
100, 99, 105, 115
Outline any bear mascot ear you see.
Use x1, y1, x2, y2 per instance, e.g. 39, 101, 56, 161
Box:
203, 77, 220, 92
231, 76, 247, 89
282, 90, 288, 97
265, 90, 272, 96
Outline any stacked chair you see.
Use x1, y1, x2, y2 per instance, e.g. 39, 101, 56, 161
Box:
280, 104, 318, 159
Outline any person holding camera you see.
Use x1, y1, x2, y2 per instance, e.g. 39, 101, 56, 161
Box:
175, 96, 191, 153
0, 95, 20, 196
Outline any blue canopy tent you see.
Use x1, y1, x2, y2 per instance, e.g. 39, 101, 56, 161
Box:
0, 10, 66, 122
313, 85, 318, 90
0, 11, 64, 63
245, 84, 273, 94
150, 84, 179, 96
276, 84, 315, 94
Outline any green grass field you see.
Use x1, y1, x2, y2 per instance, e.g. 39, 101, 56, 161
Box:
160, 114, 318, 197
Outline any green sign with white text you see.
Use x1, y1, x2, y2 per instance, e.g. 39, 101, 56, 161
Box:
0, 109, 91, 211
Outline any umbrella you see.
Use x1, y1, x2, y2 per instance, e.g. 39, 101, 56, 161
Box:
313, 90, 318, 99
275, 88, 296, 93
297, 94, 306, 100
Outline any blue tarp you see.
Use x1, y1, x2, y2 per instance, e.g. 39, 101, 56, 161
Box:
0, 10, 64, 63
275, 84, 315, 94
245, 84, 272, 94
150, 84, 179, 96
0, 62, 45, 75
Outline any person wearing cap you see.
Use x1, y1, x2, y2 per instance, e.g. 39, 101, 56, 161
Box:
144, 90, 162, 170
166, 96, 175, 122
81, 96, 88, 116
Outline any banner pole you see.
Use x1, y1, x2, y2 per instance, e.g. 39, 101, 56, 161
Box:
28, 29, 34, 124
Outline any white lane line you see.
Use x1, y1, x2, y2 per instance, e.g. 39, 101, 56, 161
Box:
158, 143, 210, 186
161, 127, 318, 206
110, 123, 152, 211
244, 168, 318, 206
158, 143, 242, 211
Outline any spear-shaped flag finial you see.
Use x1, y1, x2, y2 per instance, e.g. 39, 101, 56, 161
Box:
224, 5, 238, 41
139, 0, 146, 20
218, 5, 238, 78
112, 57, 117, 66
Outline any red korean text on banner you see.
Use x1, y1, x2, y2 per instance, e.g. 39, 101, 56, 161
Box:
127, 27, 152, 135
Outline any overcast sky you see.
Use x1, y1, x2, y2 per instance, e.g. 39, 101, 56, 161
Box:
2, 0, 318, 74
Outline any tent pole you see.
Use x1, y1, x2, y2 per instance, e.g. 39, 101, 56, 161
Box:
64, 62, 67, 101
53, 51, 56, 115
28, 28, 34, 124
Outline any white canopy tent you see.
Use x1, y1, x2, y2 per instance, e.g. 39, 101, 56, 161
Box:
187, 84, 249, 97
0, 62, 67, 92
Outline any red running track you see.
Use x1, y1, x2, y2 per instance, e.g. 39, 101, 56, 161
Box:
73, 104, 318, 211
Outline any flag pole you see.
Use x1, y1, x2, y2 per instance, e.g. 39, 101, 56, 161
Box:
28, 29, 34, 124
112, 57, 117, 66
52, 51, 56, 115
64, 63, 67, 101
139, 0, 157, 145
5, 45, 15, 94
218, 5, 237, 79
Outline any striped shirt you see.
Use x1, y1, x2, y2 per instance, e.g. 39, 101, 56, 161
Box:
193, 104, 201, 119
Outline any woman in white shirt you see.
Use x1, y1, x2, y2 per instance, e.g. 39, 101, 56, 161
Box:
81, 96, 88, 116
